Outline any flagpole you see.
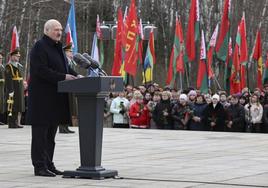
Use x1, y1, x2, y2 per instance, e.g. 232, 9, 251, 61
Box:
179, 72, 183, 91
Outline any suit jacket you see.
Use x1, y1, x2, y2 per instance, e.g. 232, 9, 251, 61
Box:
27, 35, 77, 126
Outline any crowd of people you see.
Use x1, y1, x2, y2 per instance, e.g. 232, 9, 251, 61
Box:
104, 83, 268, 133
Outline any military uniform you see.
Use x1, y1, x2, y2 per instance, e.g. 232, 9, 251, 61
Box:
5, 49, 25, 128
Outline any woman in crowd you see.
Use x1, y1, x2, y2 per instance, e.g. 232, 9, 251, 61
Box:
245, 94, 263, 133
226, 94, 245, 132
129, 93, 150, 129
203, 94, 226, 131
171, 94, 193, 130
153, 91, 173, 129
147, 92, 161, 129
189, 94, 207, 131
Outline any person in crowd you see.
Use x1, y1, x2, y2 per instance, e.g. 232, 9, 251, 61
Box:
226, 94, 245, 132
153, 91, 173, 129
204, 94, 212, 104
144, 92, 152, 105
189, 94, 207, 131
125, 84, 133, 94
147, 84, 155, 95
171, 94, 193, 130
0, 51, 6, 125
219, 92, 230, 109
262, 101, 268, 133
103, 93, 114, 128
110, 91, 130, 128
147, 91, 161, 129
188, 90, 197, 105
239, 95, 248, 106
5, 48, 25, 128
170, 91, 180, 108
126, 92, 133, 102
130, 90, 142, 106
245, 93, 263, 133
203, 94, 226, 131
138, 85, 147, 96
129, 93, 150, 129
27, 19, 78, 177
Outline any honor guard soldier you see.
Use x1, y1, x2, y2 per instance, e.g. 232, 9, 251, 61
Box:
0, 51, 6, 125
58, 43, 77, 133
5, 48, 25, 128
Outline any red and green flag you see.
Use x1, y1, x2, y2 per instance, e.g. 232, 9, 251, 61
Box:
123, 0, 139, 76
239, 12, 248, 90
207, 24, 219, 79
112, 8, 123, 76
196, 30, 208, 93
215, 0, 231, 62
186, 0, 200, 62
166, 16, 185, 86
252, 29, 263, 89
230, 26, 241, 94
263, 53, 268, 85
224, 38, 233, 94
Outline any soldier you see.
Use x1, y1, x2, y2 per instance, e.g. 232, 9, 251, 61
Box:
0, 51, 6, 125
58, 44, 77, 133
5, 48, 25, 128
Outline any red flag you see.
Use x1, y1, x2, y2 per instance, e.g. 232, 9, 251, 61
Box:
166, 48, 174, 85
239, 13, 248, 90
112, 8, 123, 76
124, 0, 139, 76
186, 0, 200, 62
65, 23, 73, 46
176, 18, 185, 73
252, 29, 263, 89
10, 26, 19, 52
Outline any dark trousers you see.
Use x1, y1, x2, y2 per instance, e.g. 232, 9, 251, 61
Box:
8, 112, 18, 128
31, 124, 58, 171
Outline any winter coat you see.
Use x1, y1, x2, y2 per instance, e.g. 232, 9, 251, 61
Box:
129, 102, 150, 128
153, 99, 173, 129
171, 103, 193, 130
226, 104, 245, 132
188, 102, 207, 131
27, 35, 77, 126
110, 96, 130, 124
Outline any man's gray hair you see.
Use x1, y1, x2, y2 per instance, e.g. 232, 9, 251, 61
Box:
43, 19, 61, 35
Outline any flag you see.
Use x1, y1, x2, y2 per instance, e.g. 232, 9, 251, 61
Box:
91, 33, 99, 62
186, 0, 200, 62
215, 0, 231, 62
207, 24, 219, 79
96, 14, 104, 67
10, 26, 19, 52
112, 8, 123, 76
252, 29, 263, 89
142, 29, 155, 83
124, 0, 139, 76
239, 13, 248, 90
230, 26, 241, 94
137, 18, 144, 65
65, 23, 73, 46
263, 53, 268, 85
196, 30, 208, 93
224, 38, 233, 94
166, 16, 185, 86
67, 0, 78, 53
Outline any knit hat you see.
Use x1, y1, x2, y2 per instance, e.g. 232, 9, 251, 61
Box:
188, 90, 197, 96
179, 94, 188, 101
212, 94, 220, 101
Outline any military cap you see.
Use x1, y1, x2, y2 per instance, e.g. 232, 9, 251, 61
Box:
63, 43, 72, 52
10, 48, 20, 56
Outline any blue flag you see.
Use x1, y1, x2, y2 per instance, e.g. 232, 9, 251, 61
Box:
67, 0, 78, 53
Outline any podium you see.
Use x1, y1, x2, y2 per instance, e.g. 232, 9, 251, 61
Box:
58, 76, 123, 179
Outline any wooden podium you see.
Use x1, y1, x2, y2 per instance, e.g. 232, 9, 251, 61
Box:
58, 76, 123, 179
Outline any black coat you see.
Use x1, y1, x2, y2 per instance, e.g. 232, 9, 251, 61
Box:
153, 99, 173, 129
203, 102, 226, 131
226, 104, 245, 132
27, 35, 77, 126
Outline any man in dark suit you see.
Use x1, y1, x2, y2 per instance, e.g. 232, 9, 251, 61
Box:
27, 19, 78, 177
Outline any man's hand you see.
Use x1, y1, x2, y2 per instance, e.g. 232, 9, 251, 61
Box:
65, 74, 77, 80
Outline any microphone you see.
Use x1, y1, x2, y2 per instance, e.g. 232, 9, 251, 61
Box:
73, 53, 91, 69
83, 53, 108, 76
82, 53, 100, 69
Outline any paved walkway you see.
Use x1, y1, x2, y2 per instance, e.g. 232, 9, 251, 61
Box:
0, 125, 268, 188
